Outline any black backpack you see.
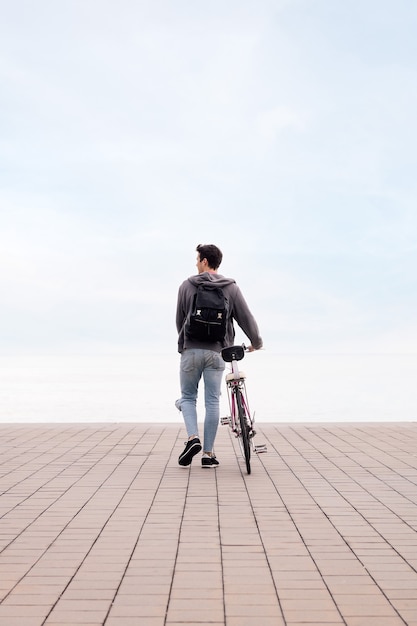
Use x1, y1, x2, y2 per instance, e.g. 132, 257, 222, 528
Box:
186, 284, 228, 342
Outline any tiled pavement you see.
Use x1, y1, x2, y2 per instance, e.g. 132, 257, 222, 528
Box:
0, 423, 417, 626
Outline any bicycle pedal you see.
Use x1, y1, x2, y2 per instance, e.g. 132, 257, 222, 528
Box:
254, 444, 267, 453
221, 416, 232, 426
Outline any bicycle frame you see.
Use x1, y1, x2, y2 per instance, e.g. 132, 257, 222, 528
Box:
225, 374, 252, 437
221, 345, 267, 473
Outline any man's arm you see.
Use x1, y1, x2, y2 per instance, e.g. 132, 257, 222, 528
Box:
232, 286, 263, 350
176, 285, 186, 333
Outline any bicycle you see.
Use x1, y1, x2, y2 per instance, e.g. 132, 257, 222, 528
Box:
220, 345, 267, 474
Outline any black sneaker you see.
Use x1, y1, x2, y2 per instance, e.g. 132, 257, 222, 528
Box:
201, 454, 220, 468
178, 437, 202, 466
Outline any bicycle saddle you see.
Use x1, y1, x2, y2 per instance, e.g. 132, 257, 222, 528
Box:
221, 345, 245, 362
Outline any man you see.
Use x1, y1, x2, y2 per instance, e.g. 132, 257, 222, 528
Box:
176, 243, 263, 468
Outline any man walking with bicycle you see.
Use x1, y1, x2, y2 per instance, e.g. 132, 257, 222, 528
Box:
176, 244, 263, 468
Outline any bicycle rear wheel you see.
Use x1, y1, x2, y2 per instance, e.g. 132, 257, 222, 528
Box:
236, 388, 251, 474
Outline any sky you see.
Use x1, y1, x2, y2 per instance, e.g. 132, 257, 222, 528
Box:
1, 0, 417, 356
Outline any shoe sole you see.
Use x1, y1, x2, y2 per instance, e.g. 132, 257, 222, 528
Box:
178, 441, 202, 466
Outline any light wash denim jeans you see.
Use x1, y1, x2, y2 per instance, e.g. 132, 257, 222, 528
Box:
179, 348, 225, 453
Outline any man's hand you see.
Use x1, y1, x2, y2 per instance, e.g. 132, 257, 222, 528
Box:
247, 344, 263, 352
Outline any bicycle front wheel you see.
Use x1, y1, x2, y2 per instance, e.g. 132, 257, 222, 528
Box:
236, 388, 251, 474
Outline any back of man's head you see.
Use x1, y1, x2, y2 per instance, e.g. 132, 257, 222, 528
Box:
196, 244, 223, 270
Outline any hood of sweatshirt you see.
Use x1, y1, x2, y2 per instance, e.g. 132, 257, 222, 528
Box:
188, 272, 236, 289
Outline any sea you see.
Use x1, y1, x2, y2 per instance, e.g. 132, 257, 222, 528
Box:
1, 352, 416, 424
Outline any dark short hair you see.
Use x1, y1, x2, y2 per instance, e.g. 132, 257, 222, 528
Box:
196, 244, 223, 270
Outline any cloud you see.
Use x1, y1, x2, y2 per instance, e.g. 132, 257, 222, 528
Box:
1, 0, 416, 355
257, 106, 308, 139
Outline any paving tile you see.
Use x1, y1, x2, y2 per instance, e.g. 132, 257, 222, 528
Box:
226, 618, 285, 626
225, 603, 282, 617
344, 618, 405, 626
280, 598, 338, 612
50, 600, 111, 612
2, 593, 59, 606
225, 594, 281, 606
283, 611, 342, 623
104, 620, 166, 626
167, 623, 225, 626
0, 605, 50, 617
167, 609, 225, 622
111, 593, 167, 607
109, 603, 167, 617
0, 615, 45, 626
1, 423, 417, 626
44, 611, 108, 624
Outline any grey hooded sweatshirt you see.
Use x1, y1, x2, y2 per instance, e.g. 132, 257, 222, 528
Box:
176, 272, 263, 353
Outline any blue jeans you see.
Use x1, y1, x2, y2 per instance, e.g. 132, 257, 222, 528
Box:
179, 348, 225, 453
